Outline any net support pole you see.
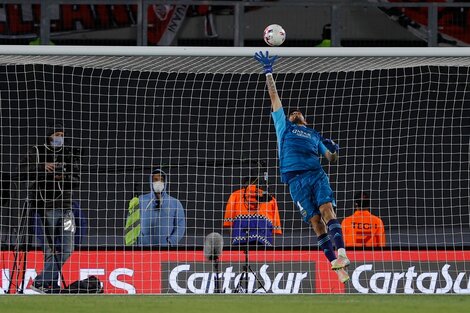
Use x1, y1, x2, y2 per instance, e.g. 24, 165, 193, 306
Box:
234, 3, 244, 47
40, 0, 51, 45
428, 3, 439, 47
331, 4, 342, 48
137, 0, 145, 46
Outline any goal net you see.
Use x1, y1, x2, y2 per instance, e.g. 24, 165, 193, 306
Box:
0, 46, 469, 294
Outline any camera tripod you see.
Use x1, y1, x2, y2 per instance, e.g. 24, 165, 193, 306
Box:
7, 199, 30, 294
7, 199, 67, 294
211, 256, 222, 293
234, 238, 266, 294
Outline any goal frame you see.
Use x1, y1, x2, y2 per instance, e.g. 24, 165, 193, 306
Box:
1, 45, 470, 57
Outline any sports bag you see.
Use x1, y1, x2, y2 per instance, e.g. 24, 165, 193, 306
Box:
60, 275, 104, 294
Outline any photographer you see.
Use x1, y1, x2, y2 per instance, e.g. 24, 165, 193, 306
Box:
18, 122, 80, 294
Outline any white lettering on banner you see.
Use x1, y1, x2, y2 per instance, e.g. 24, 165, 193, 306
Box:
80, 268, 135, 293
416, 272, 438, 294
222, 266, 236, 293
170, 264, 189, 293
23, 269, 39, 295
1, 268, 136, 294
109, 268, 136, 294
272, 273, 295, 294
1, 269, 10, 294
390, 272, 405, 294
206, 273, 220, 294
454, 273, 470, 294
188, 272, 210, 294
259, 264, 272, 291
168, 264, 308, 294
352, 264, 371, 293
352, 263, 470, 294
436, 264, 453, 294
0, 269, 39, 294
293, 272, 308, 292
404, 267, 418, 294
370, 272, 391, 294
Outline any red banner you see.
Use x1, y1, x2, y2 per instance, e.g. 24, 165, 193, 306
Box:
1, 250, 469, 294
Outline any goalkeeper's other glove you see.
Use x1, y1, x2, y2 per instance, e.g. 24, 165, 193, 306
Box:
254, 51, 278, 74
323, 138, 339, 153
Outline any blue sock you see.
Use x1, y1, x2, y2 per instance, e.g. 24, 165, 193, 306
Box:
327, 219, 345, 250
318, 233, 336, 262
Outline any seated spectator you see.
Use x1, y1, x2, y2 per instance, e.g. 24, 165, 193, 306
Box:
125, 168, 185, 247
223, 177, 281, 246
341, 192, 386, 248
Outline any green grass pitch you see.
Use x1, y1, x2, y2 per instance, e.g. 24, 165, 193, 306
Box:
1, 295, 470, 313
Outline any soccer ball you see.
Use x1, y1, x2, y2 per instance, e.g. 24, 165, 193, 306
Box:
263, 24, 286, 47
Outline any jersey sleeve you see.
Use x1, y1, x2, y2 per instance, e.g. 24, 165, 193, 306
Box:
318, 141, 328, 156
271, 108, 287, 149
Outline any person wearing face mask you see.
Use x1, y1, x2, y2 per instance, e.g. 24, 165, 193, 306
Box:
17, 121, 80, 293
125, 168, 185, 247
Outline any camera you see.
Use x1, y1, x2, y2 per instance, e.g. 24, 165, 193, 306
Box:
54, 162, 66, 173
54, 147, 80, 183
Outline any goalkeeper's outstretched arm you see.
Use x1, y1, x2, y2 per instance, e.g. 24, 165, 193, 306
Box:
266, 74, 282, 112
254, 51, 282, 112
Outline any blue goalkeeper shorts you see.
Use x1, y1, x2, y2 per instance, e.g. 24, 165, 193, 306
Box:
288, 172, 336, 224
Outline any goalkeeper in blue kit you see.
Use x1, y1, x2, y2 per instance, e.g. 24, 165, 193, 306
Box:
254, 51, 350, 283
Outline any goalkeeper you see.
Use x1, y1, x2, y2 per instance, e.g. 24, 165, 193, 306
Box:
254, 51, 350, 283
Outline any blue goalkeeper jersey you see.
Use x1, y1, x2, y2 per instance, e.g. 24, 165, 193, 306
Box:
271, 108, 327, 183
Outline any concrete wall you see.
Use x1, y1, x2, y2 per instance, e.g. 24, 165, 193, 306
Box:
178, 5, 419, 41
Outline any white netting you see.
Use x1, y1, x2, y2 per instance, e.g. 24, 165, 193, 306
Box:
0, 47, 469, 294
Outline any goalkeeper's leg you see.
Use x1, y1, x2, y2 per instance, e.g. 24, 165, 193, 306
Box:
290, 176, 350, 282
310, 215, 350, 283
319, 202, 350, 269
314, 178, 350, 267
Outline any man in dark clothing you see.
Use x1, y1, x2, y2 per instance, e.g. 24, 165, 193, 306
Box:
18, 122, 80, 293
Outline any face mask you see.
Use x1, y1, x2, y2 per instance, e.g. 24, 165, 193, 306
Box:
153, 181, 165, 193
50, 136, 64, 148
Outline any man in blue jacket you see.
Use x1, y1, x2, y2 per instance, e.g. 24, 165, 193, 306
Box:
125, 168, 185, 246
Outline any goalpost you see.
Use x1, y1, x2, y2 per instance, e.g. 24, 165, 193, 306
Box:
0, 46, 469, 294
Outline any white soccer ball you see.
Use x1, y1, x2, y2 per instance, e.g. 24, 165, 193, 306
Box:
263, 24, 286, 47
